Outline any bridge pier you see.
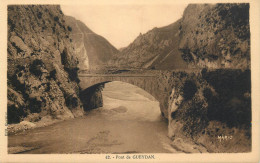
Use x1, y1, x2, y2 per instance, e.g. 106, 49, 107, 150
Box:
79, 82, 107, 111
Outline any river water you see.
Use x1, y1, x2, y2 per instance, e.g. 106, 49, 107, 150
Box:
8, 81, 177, 154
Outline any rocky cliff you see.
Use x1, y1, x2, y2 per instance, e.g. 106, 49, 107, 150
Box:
111, 3, 250, 70
160, 69, 251, 152
64, 16, 118, 71
7, 5, 85, 131
179, 4, 250, 69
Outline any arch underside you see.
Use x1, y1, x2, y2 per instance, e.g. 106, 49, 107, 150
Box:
78, 76, 169, 118
78, 76, 160, 100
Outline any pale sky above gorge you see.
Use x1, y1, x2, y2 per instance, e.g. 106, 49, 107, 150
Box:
61, 4, 188, 49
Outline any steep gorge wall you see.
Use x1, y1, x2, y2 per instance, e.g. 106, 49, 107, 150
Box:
179, 4, 250, 69
7, 5, 85, 129
165, 4, 251, 152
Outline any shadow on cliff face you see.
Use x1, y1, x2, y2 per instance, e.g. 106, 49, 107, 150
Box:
202, 69, 251, 129
168, 69, 251, 152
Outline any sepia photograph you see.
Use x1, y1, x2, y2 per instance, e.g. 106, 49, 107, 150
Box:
1, 0, 260, 162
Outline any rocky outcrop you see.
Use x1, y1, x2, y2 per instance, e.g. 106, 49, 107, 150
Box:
64, 16, 119, 71
166, 69, 251, 152
179, 4, 250, 69
7, 5, 84, 129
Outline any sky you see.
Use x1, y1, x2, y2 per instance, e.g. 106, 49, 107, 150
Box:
61, 4, 188, 49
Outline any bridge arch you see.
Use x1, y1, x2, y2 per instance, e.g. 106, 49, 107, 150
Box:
78, 74, 170, 118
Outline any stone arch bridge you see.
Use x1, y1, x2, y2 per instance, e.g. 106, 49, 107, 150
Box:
78, 72, 172, 119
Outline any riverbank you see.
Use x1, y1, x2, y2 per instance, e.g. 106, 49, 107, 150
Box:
7, 115, 71, 135
8, 82, 175, 154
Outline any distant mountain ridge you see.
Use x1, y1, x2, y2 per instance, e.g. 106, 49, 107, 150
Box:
64, 16, 118, 71
110, 20, 188, 70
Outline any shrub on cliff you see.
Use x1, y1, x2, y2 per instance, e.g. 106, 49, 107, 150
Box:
182, 80, 197, 100
29, 59, 44, 77
65, 95, 79, 109
28, 98, 42, 113
8, 105, 27, 124
37, 11, 42, 19
8, 74, 26, 95
54, 16, 59, 22
47, 69, 57, 80
67, 26, 72, 31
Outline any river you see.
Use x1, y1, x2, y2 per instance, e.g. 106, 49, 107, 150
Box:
8, 81, 177, 154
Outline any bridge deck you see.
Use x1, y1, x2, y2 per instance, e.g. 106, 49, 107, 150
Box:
78, 74, 157, 77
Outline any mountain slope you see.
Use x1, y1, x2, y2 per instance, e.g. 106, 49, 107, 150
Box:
111, 20, 188, 70
64, 16, 118, 71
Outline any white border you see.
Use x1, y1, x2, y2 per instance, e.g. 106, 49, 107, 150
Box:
0, 0, 259, 162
